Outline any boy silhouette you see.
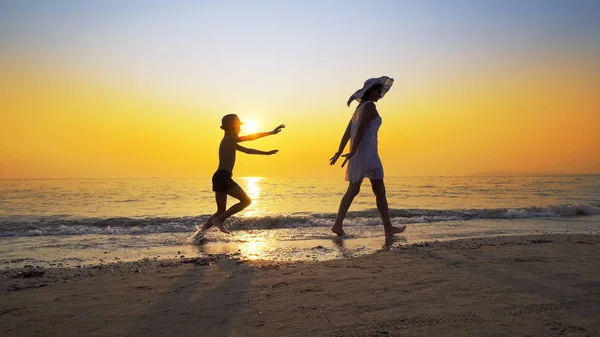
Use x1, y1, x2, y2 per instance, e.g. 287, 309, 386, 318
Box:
191, 114, 284, 239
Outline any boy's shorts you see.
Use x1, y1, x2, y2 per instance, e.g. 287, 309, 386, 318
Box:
212, 169, 239, 193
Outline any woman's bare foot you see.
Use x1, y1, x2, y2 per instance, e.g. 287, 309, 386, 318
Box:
211, 217, 231, 234
385, 225, 406, 236
331, 224, 346, 236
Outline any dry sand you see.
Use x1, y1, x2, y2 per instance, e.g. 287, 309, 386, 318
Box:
1, 234, 599, 337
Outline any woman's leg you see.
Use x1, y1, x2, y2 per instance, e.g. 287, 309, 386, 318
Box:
370, 179, 406, 236
331, 181, 362, 236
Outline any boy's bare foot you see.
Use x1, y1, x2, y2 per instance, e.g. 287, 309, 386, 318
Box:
197, 217, 214, 231
189, 229, 206, 242
331, 224, 346, 236
212, 217, 231, 234
385, 225, 406, 236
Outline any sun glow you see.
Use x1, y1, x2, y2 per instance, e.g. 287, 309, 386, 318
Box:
241, 119, 260, 134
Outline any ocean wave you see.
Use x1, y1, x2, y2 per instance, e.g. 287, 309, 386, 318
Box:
0, 203, 598, 237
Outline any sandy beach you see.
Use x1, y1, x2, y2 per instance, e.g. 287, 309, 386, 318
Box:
1, 233, 599, 337
3, 0, 600, 335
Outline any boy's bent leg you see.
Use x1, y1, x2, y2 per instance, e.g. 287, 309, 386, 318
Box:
212, 185, 251, 233
198, 216, 214, 231
193, 193, 227, 240
198, 193, 227, 231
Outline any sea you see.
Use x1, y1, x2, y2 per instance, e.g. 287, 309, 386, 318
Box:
1, 176, 599, 267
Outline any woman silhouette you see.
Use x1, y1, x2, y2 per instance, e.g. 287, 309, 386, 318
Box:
329, 76, 406, 237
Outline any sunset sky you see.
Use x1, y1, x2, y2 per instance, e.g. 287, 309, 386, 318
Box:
1, 0, 599, 178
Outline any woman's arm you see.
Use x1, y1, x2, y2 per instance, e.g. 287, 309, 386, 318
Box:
341, 102, 377, 167
329, 119, 352, 165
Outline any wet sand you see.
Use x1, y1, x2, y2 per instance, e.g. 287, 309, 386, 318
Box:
1, 234, 600, 337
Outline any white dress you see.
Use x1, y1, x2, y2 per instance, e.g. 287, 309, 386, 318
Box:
345, 101, 384, 183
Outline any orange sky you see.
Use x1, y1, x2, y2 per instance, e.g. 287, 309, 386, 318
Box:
1, 57, 598, 179
1, 2, 599, 179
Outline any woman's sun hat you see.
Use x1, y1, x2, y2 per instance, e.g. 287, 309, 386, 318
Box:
347, 76, 394, 107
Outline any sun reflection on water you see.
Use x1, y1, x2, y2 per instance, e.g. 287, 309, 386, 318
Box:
242, 177, 262, 217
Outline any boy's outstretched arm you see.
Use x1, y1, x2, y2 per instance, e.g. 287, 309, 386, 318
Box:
236, 144, 278, 155
237, 124, 285, 142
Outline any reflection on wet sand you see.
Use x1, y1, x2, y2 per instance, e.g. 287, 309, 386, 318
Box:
195, 229, 408, 261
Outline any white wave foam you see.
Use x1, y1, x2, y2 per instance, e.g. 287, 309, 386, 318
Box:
0, 203, 598, 237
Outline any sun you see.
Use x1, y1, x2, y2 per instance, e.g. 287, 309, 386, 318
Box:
241, 119, 260, 134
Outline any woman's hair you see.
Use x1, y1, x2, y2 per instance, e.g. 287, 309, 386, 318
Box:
360, 84, 383, 102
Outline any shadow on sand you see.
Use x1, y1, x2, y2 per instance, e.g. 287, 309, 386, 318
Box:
127, 249, 253, 336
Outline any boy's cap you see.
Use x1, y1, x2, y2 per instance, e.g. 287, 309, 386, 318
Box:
221, 114, 244, 129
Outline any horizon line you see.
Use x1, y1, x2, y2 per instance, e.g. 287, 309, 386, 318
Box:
1, 173, 599, 180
